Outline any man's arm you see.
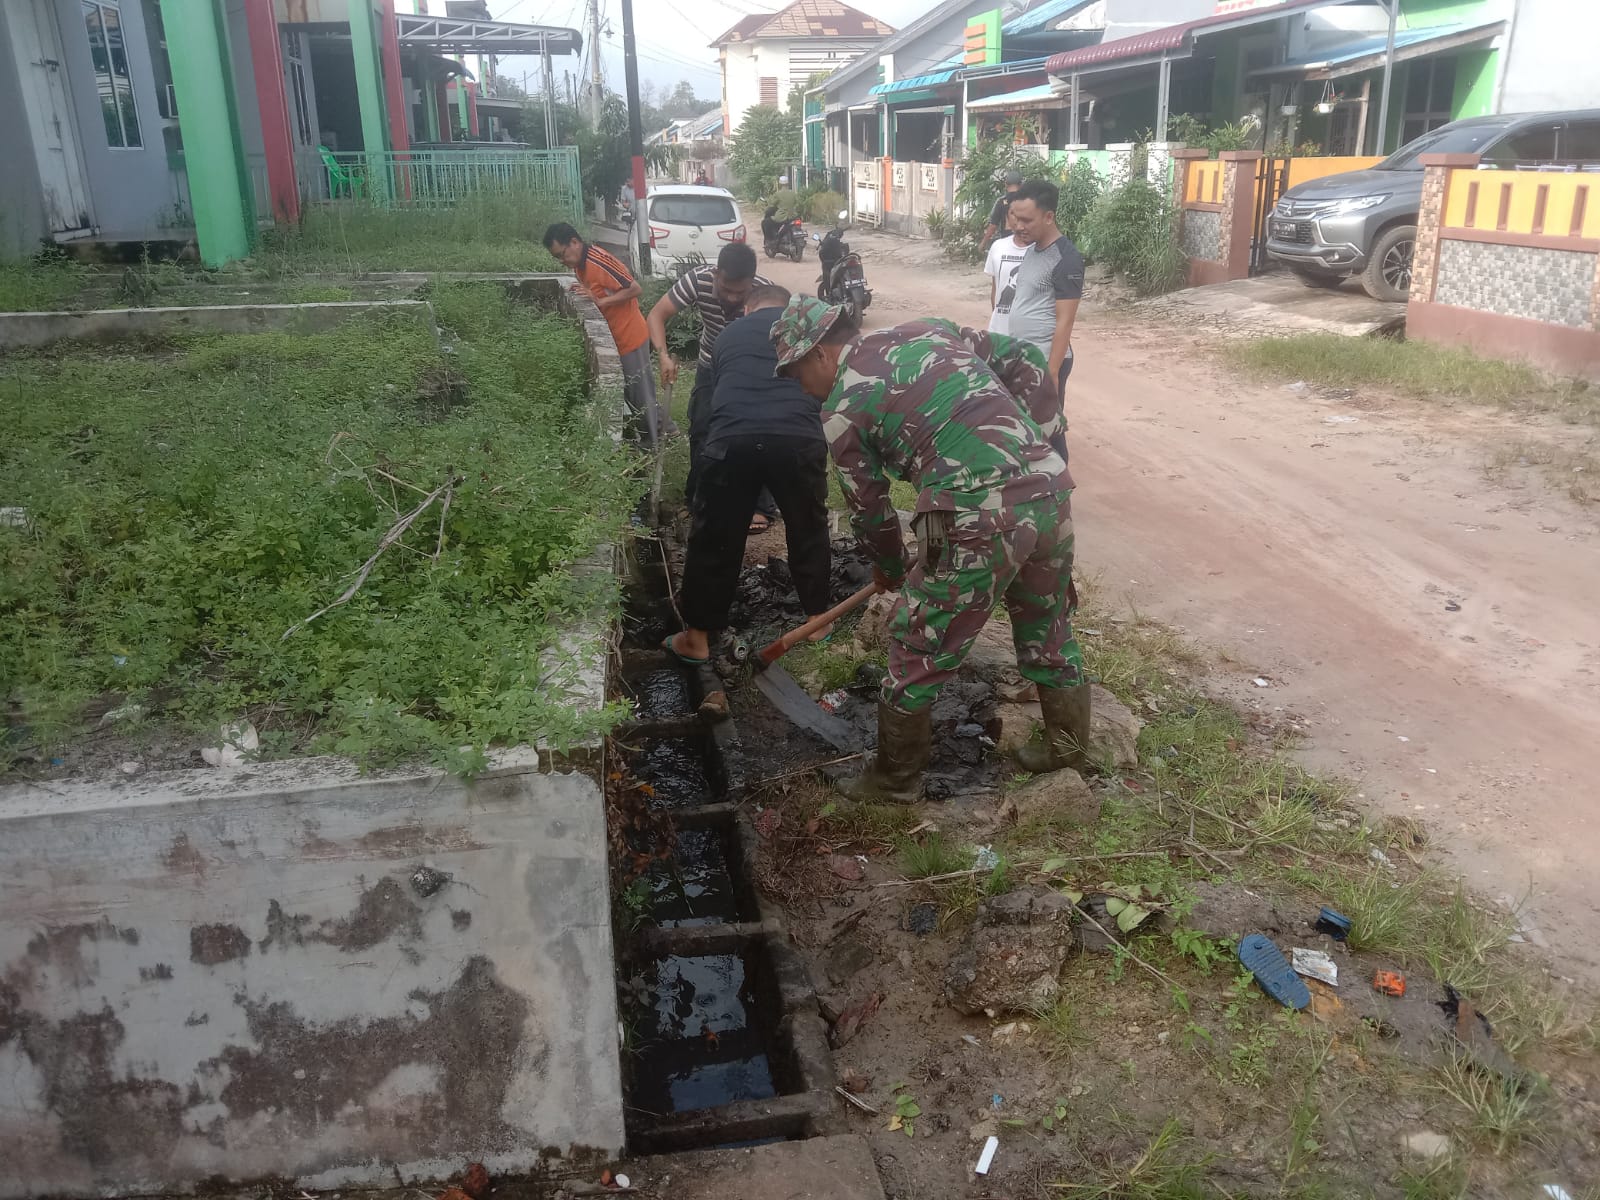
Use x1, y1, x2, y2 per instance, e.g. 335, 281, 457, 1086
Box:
646, 287, 686, 387
824, 388, 907, 584
595, 282, 642, 310
1045, 242, 1086, 387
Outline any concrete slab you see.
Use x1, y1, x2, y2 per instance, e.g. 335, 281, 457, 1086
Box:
0, 752, 624, 1197
623, 1134, 886, 1200
1134, 272, 1405, 339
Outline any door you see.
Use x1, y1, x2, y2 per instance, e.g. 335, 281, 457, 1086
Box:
9, 0, 93, 235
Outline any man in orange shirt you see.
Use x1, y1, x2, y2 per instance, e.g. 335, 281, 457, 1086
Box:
544, 224, 676, 444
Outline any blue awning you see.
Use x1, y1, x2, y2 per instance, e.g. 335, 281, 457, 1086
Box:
1253, 21, 1503, 79
1003, 0, 1094, 37
869, 53, 964, 96
965, 81, 1061, 112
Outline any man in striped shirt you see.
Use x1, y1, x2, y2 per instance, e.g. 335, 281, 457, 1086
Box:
544, 224, 673, 444
647, 243, 778, 528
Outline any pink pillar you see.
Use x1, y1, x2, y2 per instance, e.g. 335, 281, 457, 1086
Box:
379, 0, 409, 153
465, 80, 480, 138
243, 0, 299, 222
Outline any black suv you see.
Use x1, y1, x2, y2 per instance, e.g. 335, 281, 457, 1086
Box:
1265, 110, 1600, 302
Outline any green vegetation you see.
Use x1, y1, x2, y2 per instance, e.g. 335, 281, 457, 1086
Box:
2, 283, 635, 772
1225, 334, 1586, 412
1080, 176, 1188, 296
807, 190, 847, 225
726, 104, 801, 199
0, 258, 88, 312
256, 192, 569, 274
896, 832, 971, 879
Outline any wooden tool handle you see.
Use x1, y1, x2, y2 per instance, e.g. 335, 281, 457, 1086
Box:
758, 582, 883, 666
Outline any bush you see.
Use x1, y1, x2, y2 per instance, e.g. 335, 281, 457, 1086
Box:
807, 190, 847, 224
1056, 158, 1103, 245
1080, 177, 1187, 296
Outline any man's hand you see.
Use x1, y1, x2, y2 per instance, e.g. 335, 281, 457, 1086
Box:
873, 564, 905, 593
660, 353, 679, 389
569, 282, 594, 300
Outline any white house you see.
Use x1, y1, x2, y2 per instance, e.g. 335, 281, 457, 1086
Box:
714, 0, 894, 138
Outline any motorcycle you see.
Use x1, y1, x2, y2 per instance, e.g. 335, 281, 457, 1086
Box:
814, 211, 872, 326
761, 206, 807, 263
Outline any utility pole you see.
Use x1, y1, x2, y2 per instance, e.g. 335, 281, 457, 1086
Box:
621, 0, 649, 273
587, 0, 604, 124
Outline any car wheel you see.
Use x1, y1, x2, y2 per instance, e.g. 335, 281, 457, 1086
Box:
1291, 269, 1345, 290
1361, 225, 1417, 303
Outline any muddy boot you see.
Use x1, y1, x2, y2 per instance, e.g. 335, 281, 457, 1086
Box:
835, 702, 931, 804
1013, 684, 1092, 774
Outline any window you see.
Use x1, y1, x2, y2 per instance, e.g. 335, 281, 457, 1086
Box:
1482, 123, 1560, 168
1559, 120, 1600, 165
283, 33, 314, 146
759, 76, 779, 107
1399, 57, 1456, 146
83, 1, 141, 148
650, 194, 738, 225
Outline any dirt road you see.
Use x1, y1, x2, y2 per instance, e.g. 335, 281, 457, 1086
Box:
751, 220, 1600, 981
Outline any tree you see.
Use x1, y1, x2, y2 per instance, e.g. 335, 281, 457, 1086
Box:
485, 72, 527, 101
574, 94, 673, 203
726, 104, 800, 198
663, 80, 706, 119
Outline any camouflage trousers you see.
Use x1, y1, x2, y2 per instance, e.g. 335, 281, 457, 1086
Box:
884, 491, 1083, 713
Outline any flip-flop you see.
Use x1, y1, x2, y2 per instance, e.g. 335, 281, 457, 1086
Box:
748, 515, 772, 535
661, 634, 710, 666
1237, 933, 1311, 1010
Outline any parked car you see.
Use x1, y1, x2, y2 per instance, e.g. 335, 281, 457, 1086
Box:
1266, 110, 1600, 302
631, 184, 746, 276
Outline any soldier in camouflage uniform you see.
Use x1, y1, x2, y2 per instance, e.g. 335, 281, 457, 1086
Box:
772, 295, 1090, 804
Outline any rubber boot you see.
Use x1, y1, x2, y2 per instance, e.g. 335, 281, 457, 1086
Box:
835, 702, 932, 804
1013, 683, 1092, 774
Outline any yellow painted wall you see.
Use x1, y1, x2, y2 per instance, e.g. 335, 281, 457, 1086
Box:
1442, 168, 1600, 240
1283, 156, 1383, 190
1184, 160, 1224, 205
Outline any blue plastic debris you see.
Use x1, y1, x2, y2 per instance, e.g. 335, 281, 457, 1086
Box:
1315, 907, 1352, 941
1238, 933, 1312, 1010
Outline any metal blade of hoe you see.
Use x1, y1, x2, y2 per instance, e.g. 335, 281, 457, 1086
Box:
753, 664, 857, 752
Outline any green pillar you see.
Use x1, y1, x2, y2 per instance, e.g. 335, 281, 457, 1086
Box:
347, 0, 391, 193
160, 0, 253, 267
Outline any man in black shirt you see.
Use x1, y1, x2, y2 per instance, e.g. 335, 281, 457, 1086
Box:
981, 170, 1024, 248
664, 284, 833, 664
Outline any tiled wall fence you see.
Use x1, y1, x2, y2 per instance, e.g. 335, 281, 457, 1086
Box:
1409, 153, 1600, 378
1174, 150, 1259, 286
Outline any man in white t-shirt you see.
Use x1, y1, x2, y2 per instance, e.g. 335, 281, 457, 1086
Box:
983, 211, 1030, 336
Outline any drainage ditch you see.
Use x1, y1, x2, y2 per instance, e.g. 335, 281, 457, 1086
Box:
607, 539, 840, 1156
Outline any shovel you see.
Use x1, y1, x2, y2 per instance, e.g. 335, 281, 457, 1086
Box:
751, 582, 883, 751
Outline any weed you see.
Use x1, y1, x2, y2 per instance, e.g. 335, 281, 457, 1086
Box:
1169, 928, 1229, 974
1050, 1118, 1211, 1198
784, 641, 884, 691
1396, 1156, 1468, 1200
1080, 177, 1187, 296
0, 260, 87, 312
1034, 997, 1090, 1061
897, 833, 971, 879
888, 1083, 920, 1137
1324, 870, 1427, 953
1432, 1055, 1539, 1157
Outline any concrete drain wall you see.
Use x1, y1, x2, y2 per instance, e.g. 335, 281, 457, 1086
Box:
0, 275, 626, 1197
613, 643, 839, 1153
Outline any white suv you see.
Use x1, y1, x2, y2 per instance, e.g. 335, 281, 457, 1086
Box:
633, 184, 746, 276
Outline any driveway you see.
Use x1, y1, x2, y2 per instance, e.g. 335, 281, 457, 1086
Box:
1133, 272, 1406, 338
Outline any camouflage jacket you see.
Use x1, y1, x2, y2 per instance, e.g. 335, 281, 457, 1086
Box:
823, 318, 1071, 576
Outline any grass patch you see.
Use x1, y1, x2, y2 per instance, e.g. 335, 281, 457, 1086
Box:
254, 193, 569, 274
0, 259, 88, 312
1225, 333, 1595, 422
1483, 437, 1599, 505
1050, 1118, 1212, 1198
2, 283, 635, 772
1432, 1056, 1540, 1157
897, 832, 972, 879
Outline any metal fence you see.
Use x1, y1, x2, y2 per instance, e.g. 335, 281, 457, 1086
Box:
304, 147, 584, 220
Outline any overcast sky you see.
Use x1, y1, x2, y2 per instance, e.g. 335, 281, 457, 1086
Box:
486, 0, 931, 109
